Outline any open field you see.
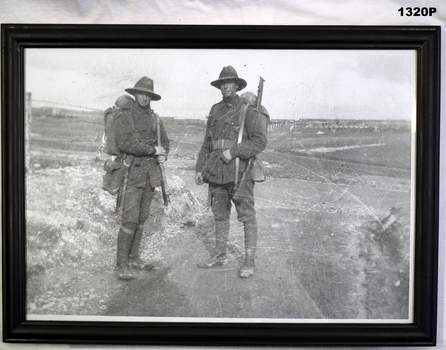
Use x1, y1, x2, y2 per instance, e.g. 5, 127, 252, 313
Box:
26, 112, 412, 321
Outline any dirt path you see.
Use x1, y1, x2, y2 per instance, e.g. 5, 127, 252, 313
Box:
78, 174, 327, 320
92, 176, 407, 320
26, 158, 411, 321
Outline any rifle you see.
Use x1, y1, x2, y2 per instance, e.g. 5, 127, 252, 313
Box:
115, 171, 127, 215
115, 155, 132, 215
256, 77, 265, 111
233, 77, 265, 201
156, 116, 170, 207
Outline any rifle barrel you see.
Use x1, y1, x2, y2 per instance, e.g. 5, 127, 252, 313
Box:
156, 116, 169, 206
256, 77, 265, 110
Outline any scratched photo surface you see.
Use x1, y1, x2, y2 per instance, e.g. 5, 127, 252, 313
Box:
24, 48, 416, 322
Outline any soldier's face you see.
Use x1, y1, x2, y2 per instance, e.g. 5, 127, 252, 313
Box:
136, 93, 151, 107
220, 80, 238, 99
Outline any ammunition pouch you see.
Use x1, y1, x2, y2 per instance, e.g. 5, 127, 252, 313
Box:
201, 150, 224, 182
250, 159, 266, 182
202, 139, 237, 183
102, 159, 128, 195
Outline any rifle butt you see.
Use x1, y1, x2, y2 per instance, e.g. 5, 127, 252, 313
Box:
115, 172, 128, 215
159, 162, 170, 206
156, 116, 169, 207
233, 160, 254, 201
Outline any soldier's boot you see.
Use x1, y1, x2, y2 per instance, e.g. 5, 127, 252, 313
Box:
197, 220, 230, 268
128, 225, 155, 270
115, 227, 136, 280
238, 219, 257, 278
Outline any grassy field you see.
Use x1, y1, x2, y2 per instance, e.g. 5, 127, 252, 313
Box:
29, 113, 411, 178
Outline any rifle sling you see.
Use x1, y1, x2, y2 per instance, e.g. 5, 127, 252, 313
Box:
235, 103, 249, 185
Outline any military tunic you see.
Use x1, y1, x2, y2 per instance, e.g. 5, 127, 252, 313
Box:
115, 98, 170, 227
196, 94, 268, 222
196, 94, 267, 183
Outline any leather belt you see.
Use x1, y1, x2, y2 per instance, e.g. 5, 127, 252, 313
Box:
211, 139, 236, 150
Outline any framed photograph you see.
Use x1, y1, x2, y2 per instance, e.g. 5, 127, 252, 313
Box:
2, 24, 440, 346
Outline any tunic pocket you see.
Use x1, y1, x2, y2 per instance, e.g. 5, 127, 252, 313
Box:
223, 117, 240, 140
202, 151, 224, 180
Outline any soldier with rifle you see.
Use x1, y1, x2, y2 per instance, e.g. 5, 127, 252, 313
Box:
195, 66, 268, 278
113, 76, 170, 280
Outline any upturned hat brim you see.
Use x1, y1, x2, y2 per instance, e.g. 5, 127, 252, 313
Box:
210, 78, 247, 91
125, 88, 161, 101
125, 76, 162, 101
211, 66, 247, 91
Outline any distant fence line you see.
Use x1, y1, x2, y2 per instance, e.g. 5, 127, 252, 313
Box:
267, 119, 411, 132
25, 94, 104, 172
25, 95, 411, 158
32, 99, 103, 112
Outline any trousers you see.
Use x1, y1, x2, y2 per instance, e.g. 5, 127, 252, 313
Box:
121, 182, 155, 230
209, 180, 256, 222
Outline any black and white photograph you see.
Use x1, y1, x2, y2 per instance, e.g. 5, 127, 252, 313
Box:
23, 47, 417, 323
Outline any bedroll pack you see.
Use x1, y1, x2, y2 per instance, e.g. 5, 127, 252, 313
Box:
102, 158, 127, 195
102, 95, 134, 156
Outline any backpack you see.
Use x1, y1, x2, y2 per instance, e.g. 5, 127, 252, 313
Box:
236, 101, 266, 183
101, 95, 134, 156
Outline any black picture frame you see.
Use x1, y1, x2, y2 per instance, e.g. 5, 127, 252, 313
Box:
1, 24, 440, 346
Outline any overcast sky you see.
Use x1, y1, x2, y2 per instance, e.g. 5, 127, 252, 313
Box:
25, 48, 416, 120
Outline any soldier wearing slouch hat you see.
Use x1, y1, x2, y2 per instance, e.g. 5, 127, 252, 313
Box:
112, 76, 170, 280
195, 66, 268, 278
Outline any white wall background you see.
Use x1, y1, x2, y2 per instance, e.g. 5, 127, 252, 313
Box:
0, 0, 444, 349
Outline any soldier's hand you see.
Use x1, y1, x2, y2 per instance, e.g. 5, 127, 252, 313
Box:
219, 149, 232, 163
195, 172, 204, 185
157, 155, 167, 163
154, 146, 166, 156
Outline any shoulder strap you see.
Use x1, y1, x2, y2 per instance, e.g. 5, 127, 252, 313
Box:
153, 111, 161, 146
153, 111, 160, 123
237, 103, 249, 145
234, 102, 250, 184
218, 99, 246, 124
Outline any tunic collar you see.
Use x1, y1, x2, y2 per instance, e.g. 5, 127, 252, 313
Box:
219, 94, 240, 109
130, 100, 153, 115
